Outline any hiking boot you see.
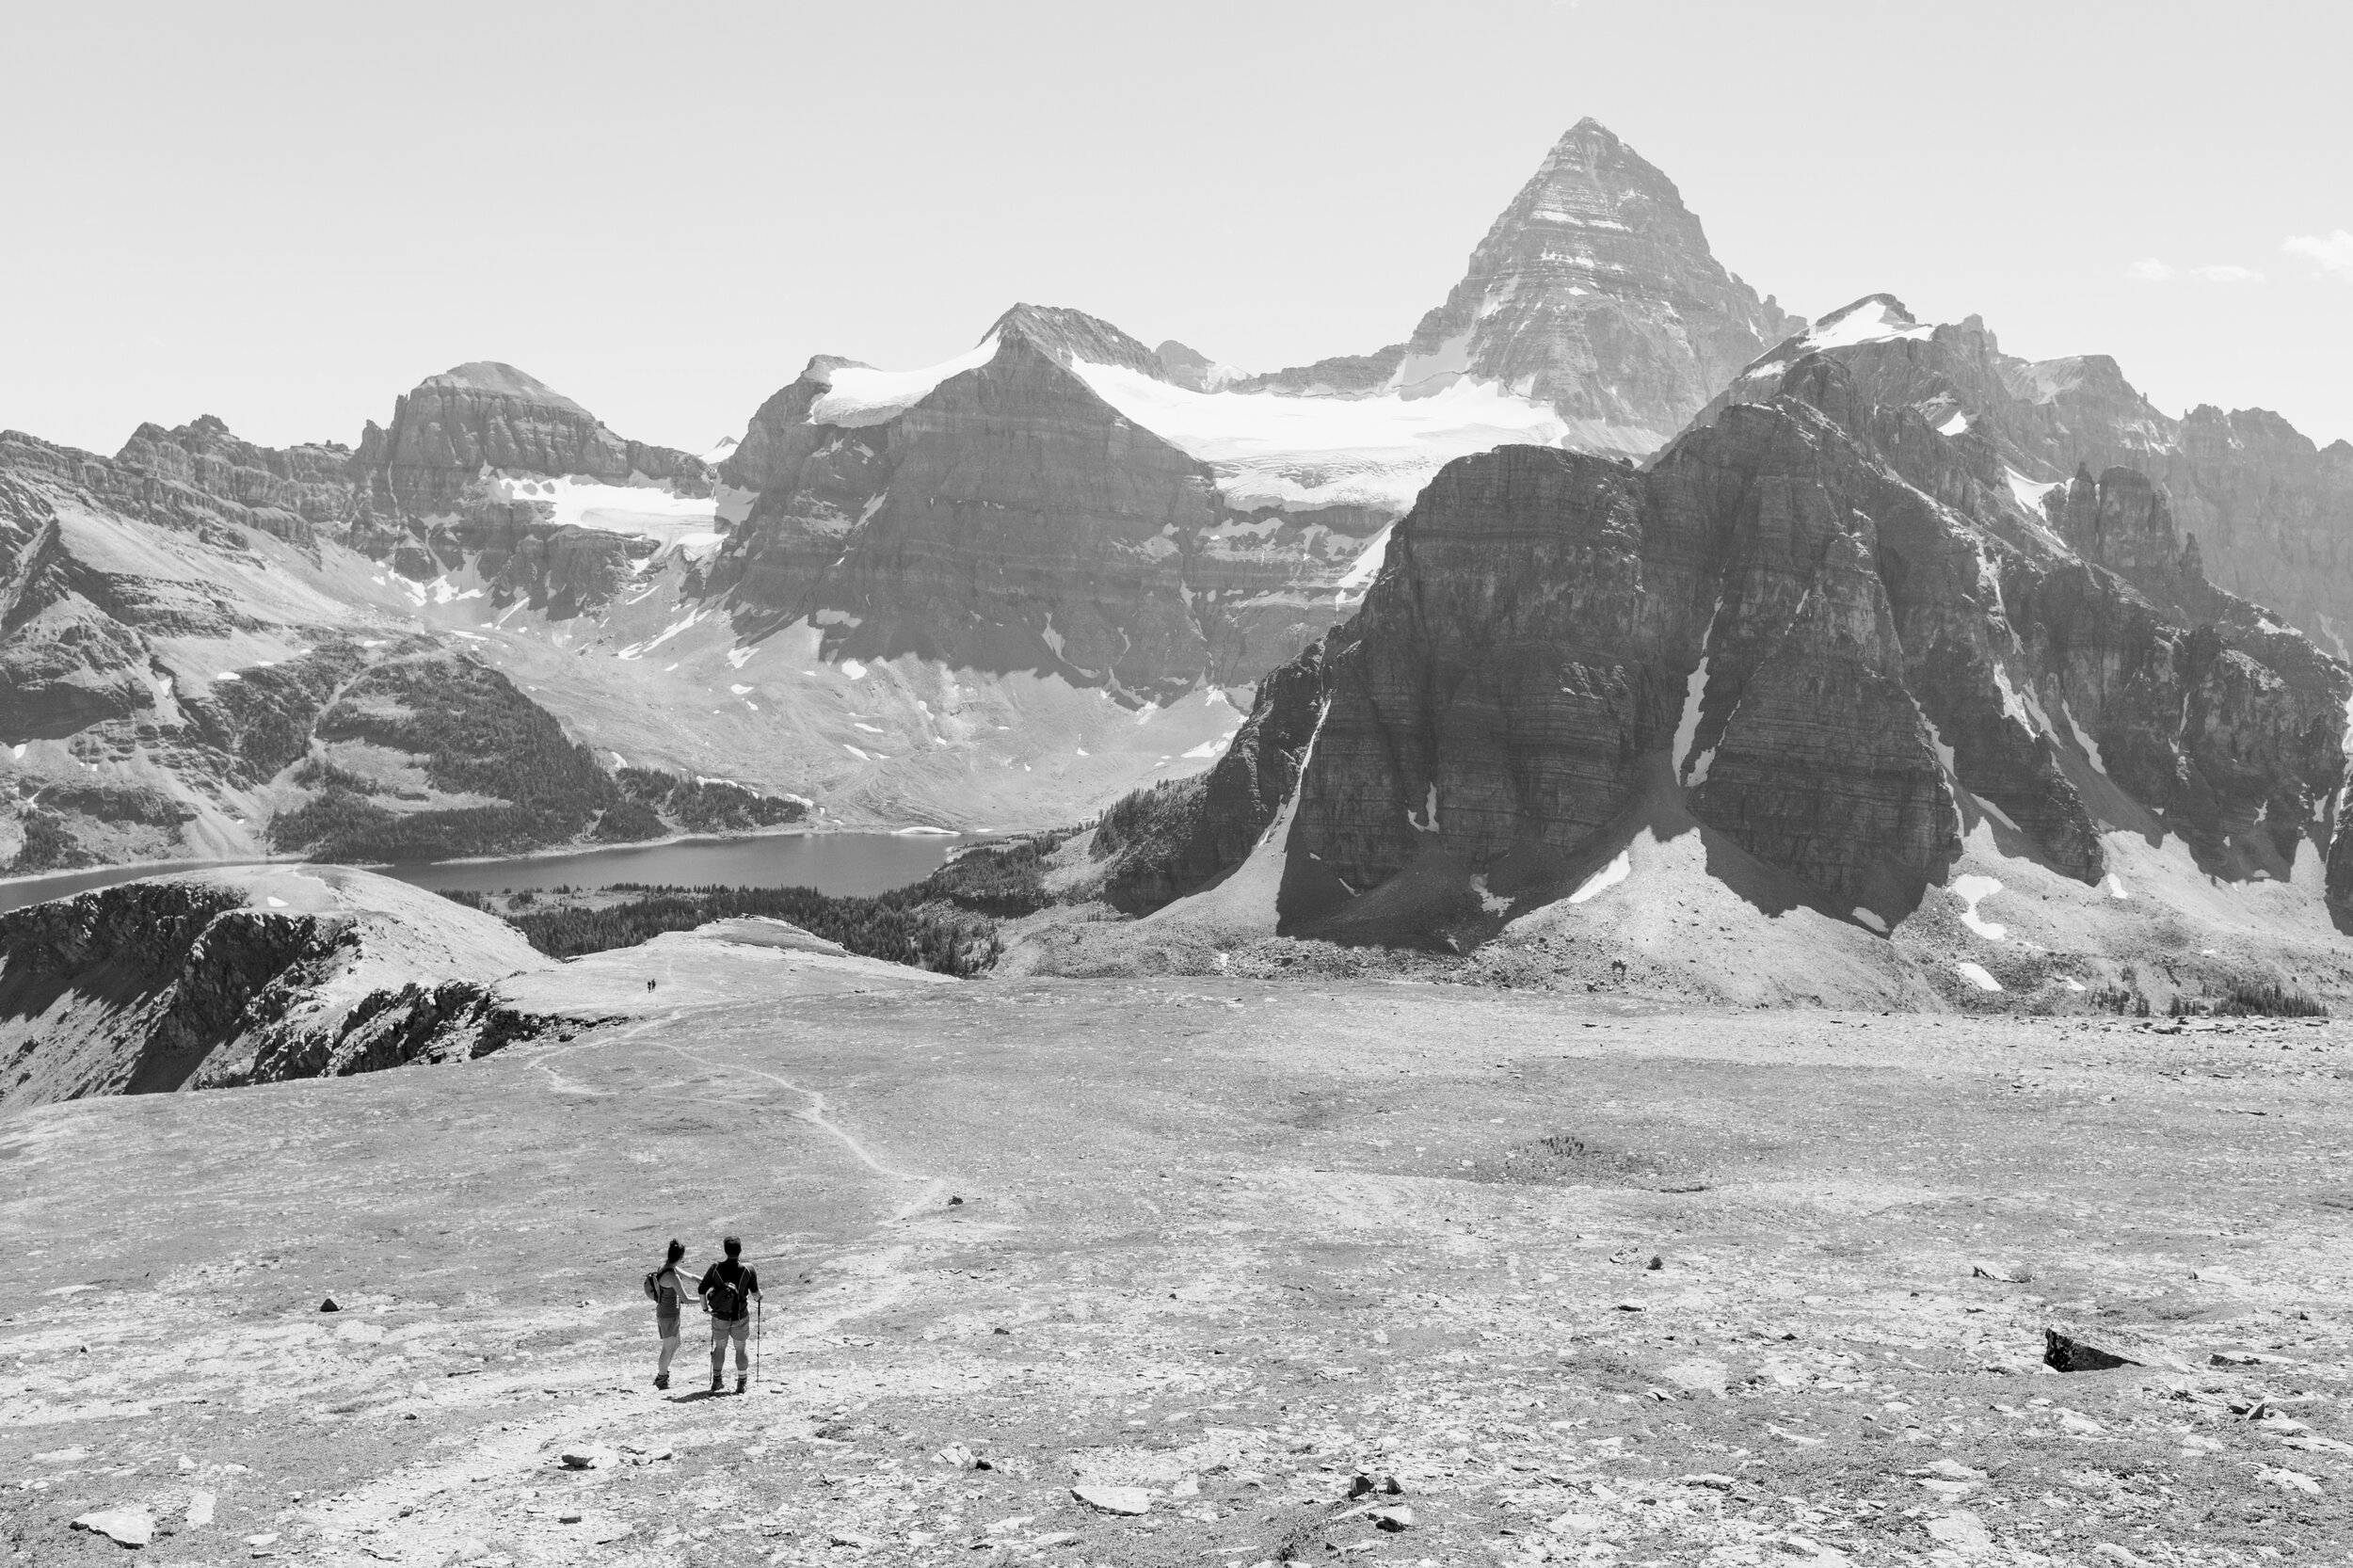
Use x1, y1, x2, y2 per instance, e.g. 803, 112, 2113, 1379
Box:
709, 1373, 723, 1394
654, 1372, 669, 1390
736, 1374, 747, 1395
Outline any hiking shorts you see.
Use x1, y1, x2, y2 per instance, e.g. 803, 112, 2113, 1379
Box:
656, 1310, 680, 1341
710, 1314, 750, 1348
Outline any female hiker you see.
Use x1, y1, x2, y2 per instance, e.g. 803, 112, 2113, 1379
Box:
646, 1240, 688, 1389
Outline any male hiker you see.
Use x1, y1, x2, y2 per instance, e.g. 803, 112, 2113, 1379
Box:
697, 1235, 760, 1394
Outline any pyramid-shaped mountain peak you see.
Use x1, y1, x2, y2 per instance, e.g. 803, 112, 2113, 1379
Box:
984, 303, 1168, 380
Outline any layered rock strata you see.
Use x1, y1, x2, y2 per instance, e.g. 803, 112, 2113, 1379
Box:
1099, 340, 2351, 940
1714, 296, 2353, 650
714, 305, 1383, 700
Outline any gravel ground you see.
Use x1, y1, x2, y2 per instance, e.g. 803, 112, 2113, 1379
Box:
3, 964, 2348, 1565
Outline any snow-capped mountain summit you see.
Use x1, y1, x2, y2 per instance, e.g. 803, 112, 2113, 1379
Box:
1243, 119, 1801, 454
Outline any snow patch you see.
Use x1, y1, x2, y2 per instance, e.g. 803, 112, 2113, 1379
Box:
1405, 783, 1441, 834
809, 337, 1000, 428
1851, 907, 1888, 934
2062, 701, 2108, 775
840, 659, 869, 681
1333, 523, 1395, 603
2007, 468, 2064, 516
1800, 296, 1935, 352
1938, 410, 1970, 436
1470, 874, 1513, 916
1955, 961, 2003, 993
2105, 872, 2129, 900
1567, 851, 1632, 904
1952, 874, 2007, 939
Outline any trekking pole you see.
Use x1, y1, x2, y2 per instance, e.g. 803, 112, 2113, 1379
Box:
754, 1296, 763, 1391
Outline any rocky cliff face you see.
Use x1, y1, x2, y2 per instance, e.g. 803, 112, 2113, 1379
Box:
713, 304, 1387, 701
1241, 120, 1800, 456
0, 867, 561, 1110
342, 360, 717, 616
1717, 296, 2353, 654
1101, 324, 2351, 953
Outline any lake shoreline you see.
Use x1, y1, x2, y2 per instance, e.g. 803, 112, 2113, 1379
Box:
0, 826, 985, 914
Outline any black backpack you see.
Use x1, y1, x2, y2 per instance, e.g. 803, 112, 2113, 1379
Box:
706, 1266, 745, 1320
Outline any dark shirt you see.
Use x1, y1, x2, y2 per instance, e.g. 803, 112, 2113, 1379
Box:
697, 1258, 760, 1320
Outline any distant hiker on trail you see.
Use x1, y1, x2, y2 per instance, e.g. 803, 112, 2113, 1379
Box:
644, 1239, 688, 1390
698, 1236, 761, 1394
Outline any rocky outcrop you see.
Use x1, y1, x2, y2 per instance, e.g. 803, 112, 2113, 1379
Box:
1113, 336, 2350, 940
713, 304, 1373, 700
0, 867, 561, 1110
113, 415, 356, 545
1154, 340, 1241, 392
1241, 119, 1800, 456
341, 360, 716, 618
353, 361, 710, 518
1715, 296, 2353, 653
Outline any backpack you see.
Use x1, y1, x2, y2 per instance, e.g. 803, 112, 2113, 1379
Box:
706, 1266, 745, 1320
642, 1270, 661, 1303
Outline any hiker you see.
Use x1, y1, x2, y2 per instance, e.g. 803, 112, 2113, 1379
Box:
697, 1235, 760, 1394
646, 1239, 688, 1389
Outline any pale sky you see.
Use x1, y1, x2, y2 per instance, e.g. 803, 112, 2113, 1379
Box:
4, 0, 2347, 458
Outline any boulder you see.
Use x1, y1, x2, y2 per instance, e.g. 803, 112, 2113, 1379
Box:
72, 1507, 154, 1547
1070, 1485, 1152, 1516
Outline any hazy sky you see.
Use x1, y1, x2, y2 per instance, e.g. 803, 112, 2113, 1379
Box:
4, 0, 2347, 457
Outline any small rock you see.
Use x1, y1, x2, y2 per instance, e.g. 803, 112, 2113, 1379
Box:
1970, 1262, 2021, 1283
1071, 1484, 1151, 1515
1371, 1506, 1414, 1532
2251, 1415, 2313, 1435
1910, 1459, 1989, 1480
1347, 1474, 1375, 1498
186, 1491, 216, 1528
72, 1507, 155, 1547
948, 1195, 964, 1207
1676, 1473, 1736, 1490
828, 1531, 876, 1549
2091, 1545, 2144, 1566
2191, 1268, 2250, 1288
559, 1445, 616, 1470
1645, 1255, 1664, 1271
319, 1297, 342, 1313
1379, 1475, 1402, 1495
1547, 1512, 1606, 1536
2057, 1412, 2105, 1436
244, 1536, 280, 1548
1613, 1300, 1645, 1313
2260, 1466, 2322, 1495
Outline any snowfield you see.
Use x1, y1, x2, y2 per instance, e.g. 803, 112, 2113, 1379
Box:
485, 473, 718, 545
1069, 359, 1569, 514
808, 337, 1001, 428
